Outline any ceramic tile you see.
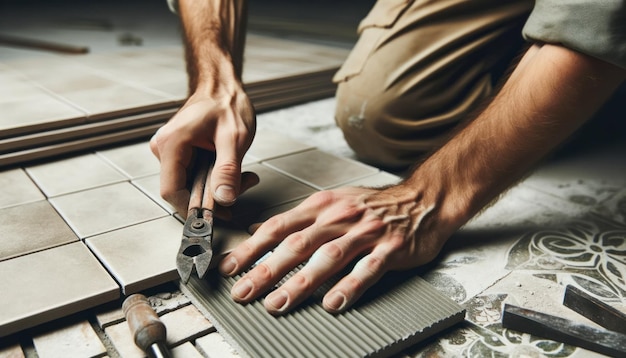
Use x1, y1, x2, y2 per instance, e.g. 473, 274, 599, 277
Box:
246, 129, 314, 161
106, 305, 214, 357
0, 242, 119, 337
171, 342, 203, 358
0, 71, 42, 101
0, 168, 44, 208
26, 153, 126, 197
0, 343, 25, 358
97, 141, 160, 179
132, 174, 176, 213
0, 201, 78, 262
264, 149, 378, 189
330, 171, 402, 189
58, 83, 171, 118
86, 217, 182, 295
232, 163, 316, 217
233, 199, 304, 231
32, 70, 117, 94
50, 182, 168, 238
104, 322, 144, 358
32, 320, 106, 358
159, 305, 214, 347
195, 333, 239, 358
0, 92, 86, 135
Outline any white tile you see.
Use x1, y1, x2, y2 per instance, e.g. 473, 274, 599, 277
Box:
33, 320, 106, 358
0, 168, 44, 208
0, 201, 78, 261
171, 342, 203, 358
132, 174, 176, 214
196, 333, 240, 358
86, 217, 182, 295
0, 242, 119, 337
246, 129, 314, 161
26, 153, 126, 197
160, 305, 214, 347
98, 141, 160, 179
50, 182, 168, 238
264, 149, 378, 189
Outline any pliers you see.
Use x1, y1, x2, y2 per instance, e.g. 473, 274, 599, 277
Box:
176, 149, 215, 284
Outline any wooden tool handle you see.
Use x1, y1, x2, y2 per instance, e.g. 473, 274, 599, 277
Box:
122, 294, 167, 351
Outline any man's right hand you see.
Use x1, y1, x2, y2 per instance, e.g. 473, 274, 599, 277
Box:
150, 87, 259, 217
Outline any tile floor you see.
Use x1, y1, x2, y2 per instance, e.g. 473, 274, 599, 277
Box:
1, 95, 625, 357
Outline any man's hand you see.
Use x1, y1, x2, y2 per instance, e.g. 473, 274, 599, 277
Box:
150, 0, 257, 215
218, 184, 456, 314
216, 44, 625, 315
150, 90, 258, 216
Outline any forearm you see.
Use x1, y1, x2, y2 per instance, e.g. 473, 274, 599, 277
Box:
178, 0, 248, 93
407, 44, 625, 229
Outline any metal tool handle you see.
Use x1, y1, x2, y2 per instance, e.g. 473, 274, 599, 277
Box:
122, 294, 171, 358
188, 149, 215, 214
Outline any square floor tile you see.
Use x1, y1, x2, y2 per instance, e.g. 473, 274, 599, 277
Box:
264, 149, 378, 189
0, 242, 119, 337
97, 141, 160, 179
232, 163, 316, 217
58, 83, 171, 118
26, 153, 127, 197
0, 201, 78, 262
0, 92, 86, 136
132, 174, 176, 213
246, 130, 314, 161
32, 320, 106, 358
50, 182, 167, 238
0, 168, 44, 208
86, 217, 182, 295
331, 171, 402, 189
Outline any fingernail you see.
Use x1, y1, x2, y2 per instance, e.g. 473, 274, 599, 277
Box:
266, 291, 289, 312
215, 185, 236, 204
220, 256, 237, 276
325, 291, 347, 312
232, 278, 253, 300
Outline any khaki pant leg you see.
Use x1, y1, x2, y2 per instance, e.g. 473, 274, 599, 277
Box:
334, 0, 534, 168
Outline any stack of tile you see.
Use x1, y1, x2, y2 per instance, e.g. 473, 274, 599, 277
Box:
0, 34, 349, 166
0, 129, 401, 338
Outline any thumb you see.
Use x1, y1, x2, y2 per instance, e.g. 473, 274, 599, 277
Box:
210, 149, 242, 207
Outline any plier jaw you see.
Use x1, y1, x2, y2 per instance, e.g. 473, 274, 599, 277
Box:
177, 208, 214, 284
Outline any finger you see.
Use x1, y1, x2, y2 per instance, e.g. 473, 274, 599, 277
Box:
219, 202, 317, 277
158, 142, 192, 216
264, 237, 366, 315
322, 246, 390, 314
210, 128, 248, 207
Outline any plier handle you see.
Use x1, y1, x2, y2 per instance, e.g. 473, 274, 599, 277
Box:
176, 149, 215, 284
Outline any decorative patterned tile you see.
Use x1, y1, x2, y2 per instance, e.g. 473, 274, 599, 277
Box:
86, 217, 182, 295
26, 153, 126, 197
264, 149, 378, 189
132, 174, 176, 214
97, 141, 160, 179
246, 130, 314, 161
0, 168, 44, 208
32, 320, 106, 358
0, 242, 119, 337
50, 182, 167, 238
0, 201, 78, 262
232, 163, 316, 217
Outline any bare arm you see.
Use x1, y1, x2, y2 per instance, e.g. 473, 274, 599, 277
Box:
150, 0, 258, 215
220, 44, 625, 315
